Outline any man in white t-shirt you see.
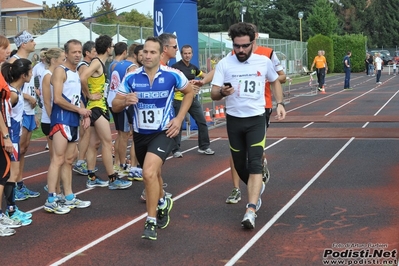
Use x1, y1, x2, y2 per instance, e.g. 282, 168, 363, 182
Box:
210, 22, 286, 230
374, 53, 383, 84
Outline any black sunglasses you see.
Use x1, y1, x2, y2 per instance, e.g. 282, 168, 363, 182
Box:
233, 42, 253, 49
166, 44, 178, 49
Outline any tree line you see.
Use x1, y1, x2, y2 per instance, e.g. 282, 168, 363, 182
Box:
36, 0, 399, 48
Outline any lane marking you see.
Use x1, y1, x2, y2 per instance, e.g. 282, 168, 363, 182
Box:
50, 169, 231, 266
48, 138, 287, 265
225, 137, 355, 266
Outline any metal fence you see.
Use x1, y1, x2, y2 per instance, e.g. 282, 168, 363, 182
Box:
2, 16, 307, 75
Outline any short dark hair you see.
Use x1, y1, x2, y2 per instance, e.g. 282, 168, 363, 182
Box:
145, 37, 163, 53
95, 35, 113, 55
82, 41, 95, 57
1, 58, 32, 83
228, 22, 255, 43
133, 44, 144, 57
114, 42, 128, 56
180, 44, 192, 54
64, 39, 82, 54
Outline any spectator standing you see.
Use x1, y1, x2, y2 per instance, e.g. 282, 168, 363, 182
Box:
374, 52, 383, 84
171, 44, 215, 157
367, 54, 374, 76
343, 51, 352, 90
310, 50, 327, 92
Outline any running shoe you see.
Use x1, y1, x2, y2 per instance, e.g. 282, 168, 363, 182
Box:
0, 225, 16, 237
0, 213, 22, 228
44, 199, 71, 215
86, 177, 109, 188
140, 184, 172, 202
6, 206, 32, 220
256, 182, 266, 212
127, 166, 143, 181
225, 188, 241, 204
14, 188, 28, 201
73, 162, 88, 175
262, 158, 270, 184
173, 151, 183, 158
141, 220, 157, 240
116, 165, 130, 178
64, 196, 91, 209
198, 148, 215, 155
18, 185, 40, 198
241, 208, 257, 229
157, 197, 173, 229
6, 212, 32, 226
108, 178, 132, 190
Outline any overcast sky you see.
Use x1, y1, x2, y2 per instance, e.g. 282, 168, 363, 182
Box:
27, 0, 154, 18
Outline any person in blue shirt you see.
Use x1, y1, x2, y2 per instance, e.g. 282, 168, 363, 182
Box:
343, 51, 352, 90
112, 36, 194, 241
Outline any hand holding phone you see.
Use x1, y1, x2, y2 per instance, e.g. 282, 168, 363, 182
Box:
223, 82, 232, 88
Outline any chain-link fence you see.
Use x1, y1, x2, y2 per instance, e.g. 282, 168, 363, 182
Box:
2, 16, 307, 75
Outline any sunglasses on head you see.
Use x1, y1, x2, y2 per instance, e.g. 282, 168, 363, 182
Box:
233, 42, 253, 49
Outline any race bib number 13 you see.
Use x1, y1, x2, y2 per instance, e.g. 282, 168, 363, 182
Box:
237, 79, 264, 99
138, 108, 164, 130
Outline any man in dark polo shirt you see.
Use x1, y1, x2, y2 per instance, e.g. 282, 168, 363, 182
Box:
171, 44, 215, 157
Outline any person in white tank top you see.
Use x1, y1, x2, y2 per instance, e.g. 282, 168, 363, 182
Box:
40, 48, 65, 151
8, 30, 40, 200
1, 58, 34, 225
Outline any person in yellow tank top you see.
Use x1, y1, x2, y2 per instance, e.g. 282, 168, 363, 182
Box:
80, 35, 132, 190
86, 73, 108, 112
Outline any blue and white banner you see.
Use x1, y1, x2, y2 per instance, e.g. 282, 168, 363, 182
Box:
154, 0, 199, 67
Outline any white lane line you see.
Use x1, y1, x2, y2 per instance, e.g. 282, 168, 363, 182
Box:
225, 137, 355, 266
324, 89, 376, 116
48, 137, 287, 265
50, 168, 231, 266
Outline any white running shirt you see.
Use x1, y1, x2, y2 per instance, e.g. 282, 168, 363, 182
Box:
40, 69, 53, 124
211, 53, 278, 117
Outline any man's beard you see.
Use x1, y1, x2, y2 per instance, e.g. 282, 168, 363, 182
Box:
235, 48, 252, 62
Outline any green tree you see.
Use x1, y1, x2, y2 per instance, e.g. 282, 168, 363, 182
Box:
363, 0, 399, 47
260, 0, 317, 41
118, 9, 153, 27
93, 0, 117, 24
307, 0, 338, 37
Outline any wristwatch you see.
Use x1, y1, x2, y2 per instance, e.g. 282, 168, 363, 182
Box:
276, 102, 285, 108
3, 134, 9, 139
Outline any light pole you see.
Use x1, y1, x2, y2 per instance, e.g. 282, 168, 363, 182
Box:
91, 0, 98, 16
240, 6, 247, 22
298, 11, 304, 42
